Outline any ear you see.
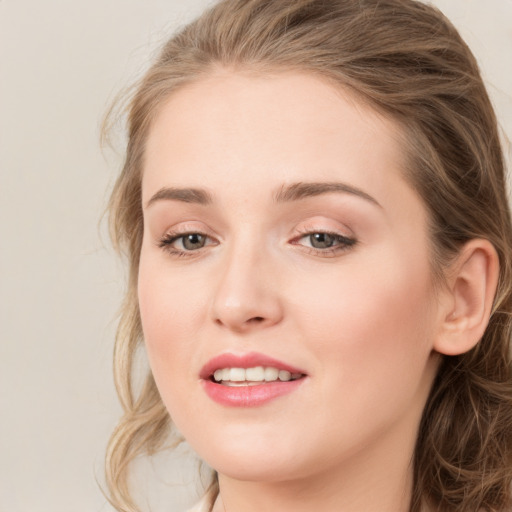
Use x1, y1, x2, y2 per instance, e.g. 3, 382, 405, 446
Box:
434, 239, 499, 356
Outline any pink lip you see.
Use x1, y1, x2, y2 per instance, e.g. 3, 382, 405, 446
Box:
199, 352, 306, 379
200, 352, 307, 407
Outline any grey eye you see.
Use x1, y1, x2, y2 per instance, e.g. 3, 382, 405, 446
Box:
182, 233, 207, 250
309, 233, 336, 249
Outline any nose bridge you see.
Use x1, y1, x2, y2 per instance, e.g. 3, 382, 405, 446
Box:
211, 229, 283, 331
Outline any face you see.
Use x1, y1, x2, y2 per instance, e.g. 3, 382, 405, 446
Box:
139, 71, 442, 484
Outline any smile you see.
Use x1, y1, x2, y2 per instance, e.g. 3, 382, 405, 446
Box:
201, 353, 307, 406
213, 366, 303, 386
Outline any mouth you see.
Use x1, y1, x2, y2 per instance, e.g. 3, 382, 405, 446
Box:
210, 366, 304, 386
200, 352, 308, 406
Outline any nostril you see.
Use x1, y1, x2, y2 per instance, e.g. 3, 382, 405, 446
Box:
249, 316, 265, 323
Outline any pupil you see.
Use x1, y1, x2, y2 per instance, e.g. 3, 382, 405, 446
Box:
310, 233, 335, 249
183, 233, 205, 250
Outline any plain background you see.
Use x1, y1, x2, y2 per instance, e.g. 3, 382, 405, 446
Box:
1, 1, 511, 511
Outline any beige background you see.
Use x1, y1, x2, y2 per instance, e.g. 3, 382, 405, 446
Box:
1, 1, 511, 511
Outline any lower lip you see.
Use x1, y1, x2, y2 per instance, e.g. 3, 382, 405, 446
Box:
202, 378, 305, 407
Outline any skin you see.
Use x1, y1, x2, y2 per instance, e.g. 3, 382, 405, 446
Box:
138, 71, 447, 512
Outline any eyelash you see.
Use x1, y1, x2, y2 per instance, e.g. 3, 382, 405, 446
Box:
157, 229, 357, 258
158, 231, 215, 258
291, 229, 357, 258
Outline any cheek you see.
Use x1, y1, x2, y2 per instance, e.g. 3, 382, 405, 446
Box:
292, 252, 436, 393
285, 262, 438, 460
138, 265, 210, 429
137, 257, 203, 389
138, 247, 209, 332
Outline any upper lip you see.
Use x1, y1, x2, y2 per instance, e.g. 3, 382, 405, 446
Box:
200, 351, 307, 380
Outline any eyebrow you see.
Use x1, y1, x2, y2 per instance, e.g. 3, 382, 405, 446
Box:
145, 187, 213, 208
274, 181, 382, 208
145, 181, 381, 209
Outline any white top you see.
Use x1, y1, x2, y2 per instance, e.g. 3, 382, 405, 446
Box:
187, 491, 215, 512
187, 500, 209, 512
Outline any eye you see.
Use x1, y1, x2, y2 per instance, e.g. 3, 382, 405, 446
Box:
292, 230, 356, 256
308, 232, 338, 249
158, 231, 215, 255
180, 233, 207, 250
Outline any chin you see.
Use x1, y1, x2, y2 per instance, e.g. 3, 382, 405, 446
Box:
190, 432, 324, 484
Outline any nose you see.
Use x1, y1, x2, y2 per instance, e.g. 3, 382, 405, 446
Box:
211, 242, 284, 333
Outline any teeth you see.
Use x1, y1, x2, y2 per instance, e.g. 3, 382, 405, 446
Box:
212, 366, 303, 385
230, 368, 245, 382
224, 381, 263, 387
246, 366, 265, 381
264, 367, 279, 381
278, 370, 291, 381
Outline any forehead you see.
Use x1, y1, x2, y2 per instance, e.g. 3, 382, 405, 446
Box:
142, 70, 409, 206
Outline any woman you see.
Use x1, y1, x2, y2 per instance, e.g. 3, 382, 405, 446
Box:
104, 0, 512, 511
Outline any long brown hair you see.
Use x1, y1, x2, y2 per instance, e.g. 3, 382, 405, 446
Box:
105, 1, 512, 510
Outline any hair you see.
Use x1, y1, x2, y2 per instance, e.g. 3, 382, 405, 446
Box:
104, 1, 512, 511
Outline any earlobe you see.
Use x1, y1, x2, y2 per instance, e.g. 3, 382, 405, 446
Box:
434, 239, 499, 356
